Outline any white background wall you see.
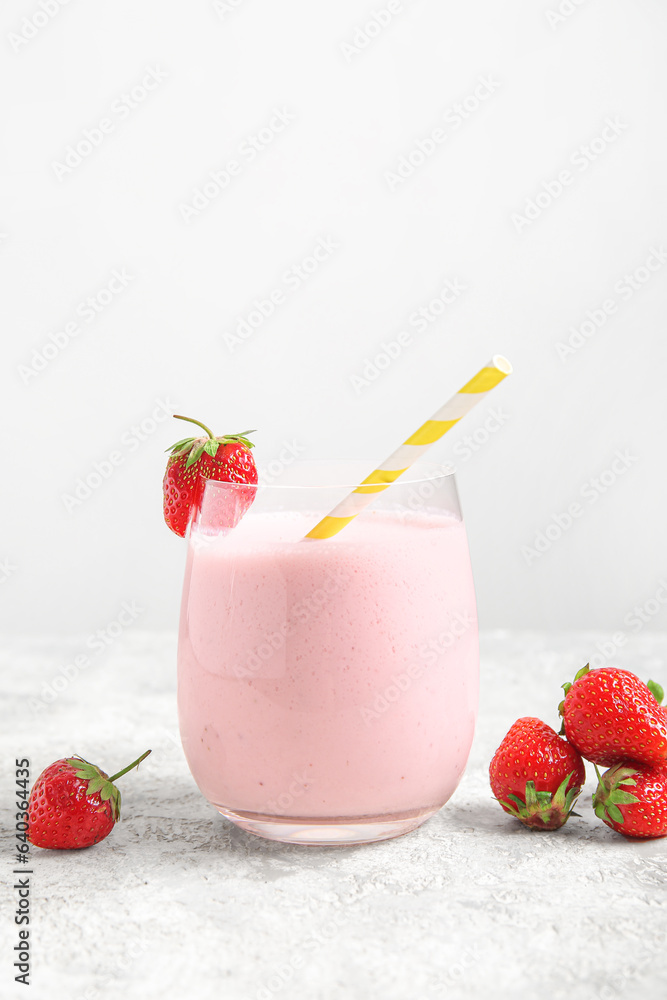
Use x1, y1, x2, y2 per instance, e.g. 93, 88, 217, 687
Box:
2, 0, 666, 637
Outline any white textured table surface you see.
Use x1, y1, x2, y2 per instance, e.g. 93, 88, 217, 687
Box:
3, 631, 667, 1000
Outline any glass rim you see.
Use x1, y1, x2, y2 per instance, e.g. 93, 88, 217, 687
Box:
201, 459, 457, 491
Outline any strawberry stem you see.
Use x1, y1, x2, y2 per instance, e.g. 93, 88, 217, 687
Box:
108, 749, 151, 783
173, 415, 215, 439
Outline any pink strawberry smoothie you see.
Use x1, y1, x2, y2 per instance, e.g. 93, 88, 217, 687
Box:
177, 509, 478, 822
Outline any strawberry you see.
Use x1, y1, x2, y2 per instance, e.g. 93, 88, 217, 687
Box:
162, 415, 257, 537
28, 750, 150, 850
559, 664, 667, 767
593, 762, 667, 839
489, 717, 585, 830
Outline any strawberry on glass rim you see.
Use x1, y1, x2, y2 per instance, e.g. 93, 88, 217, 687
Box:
162, 415, 258, 537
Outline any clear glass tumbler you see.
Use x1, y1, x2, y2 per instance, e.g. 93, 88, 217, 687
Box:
177, 461, 478, 845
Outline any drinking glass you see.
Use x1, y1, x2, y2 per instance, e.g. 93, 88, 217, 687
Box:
177, 461, 478, 845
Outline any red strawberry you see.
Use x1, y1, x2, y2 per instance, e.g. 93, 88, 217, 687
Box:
162, 415, 257, 537
28, 750, 150, 850
593, 762, 667, 839
559, 664, 667, 767
489, 717, 585, 830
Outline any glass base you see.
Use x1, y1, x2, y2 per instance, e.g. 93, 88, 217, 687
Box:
215, 805, 441, 845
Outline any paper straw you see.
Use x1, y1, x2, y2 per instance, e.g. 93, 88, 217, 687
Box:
304, 355, 512, 540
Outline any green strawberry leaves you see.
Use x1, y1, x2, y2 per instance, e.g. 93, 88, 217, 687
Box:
85, 774, 107, 796
186, 442, 207, 468
496, 771, 582, 830
66, 750, 151, 823
558, 664, 591, 729
166, 424, 256, 468
67, 757, 122, 821
592, 764, 640, 827
648, 680, 664, 705
166, 437, 195, 453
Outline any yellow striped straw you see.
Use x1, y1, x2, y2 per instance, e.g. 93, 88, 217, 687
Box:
305, 355, 512, 540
